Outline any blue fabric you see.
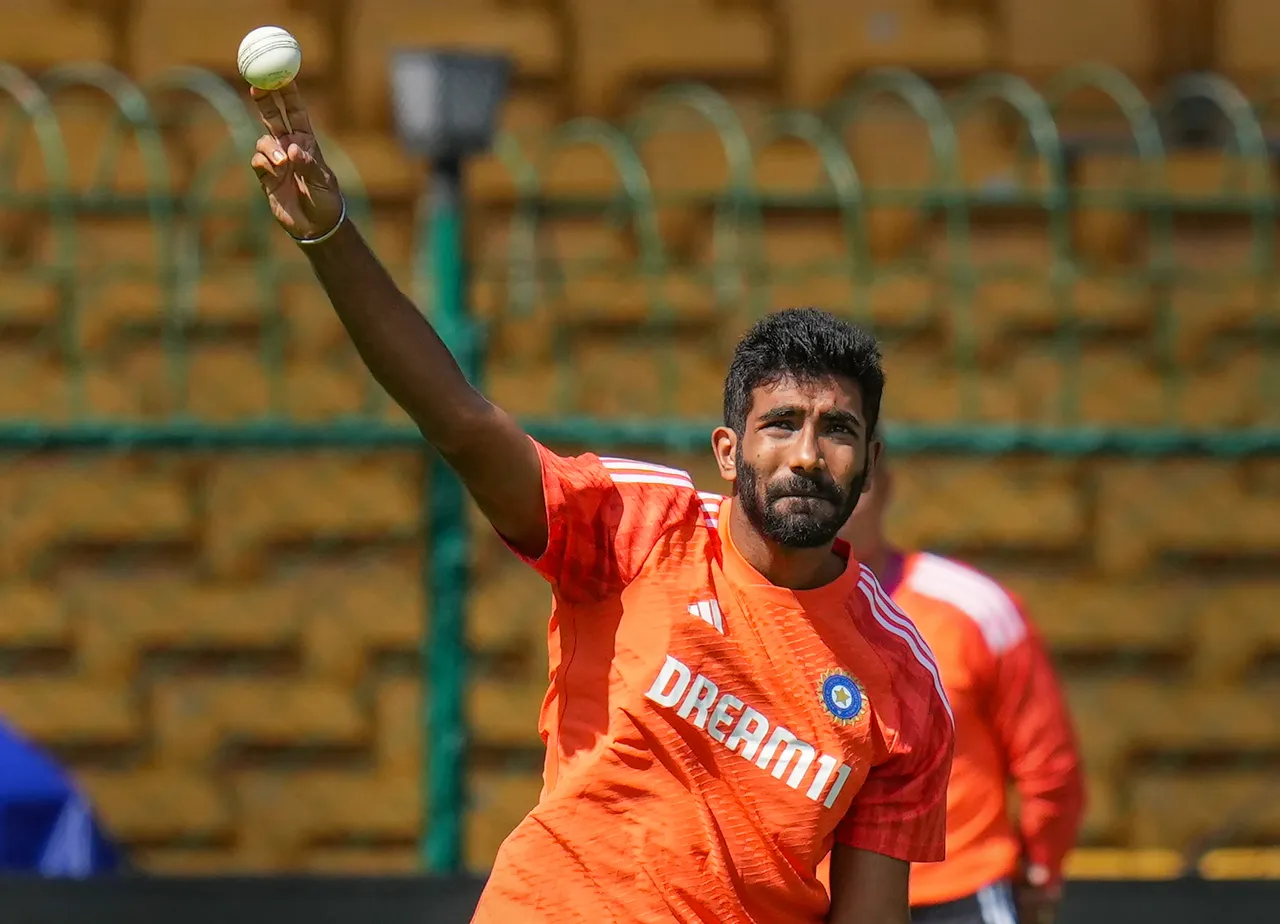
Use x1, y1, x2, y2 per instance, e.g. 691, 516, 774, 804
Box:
0, 720, 122, 876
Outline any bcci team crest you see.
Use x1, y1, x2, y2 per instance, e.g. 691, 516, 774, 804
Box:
820, 670, 866, 725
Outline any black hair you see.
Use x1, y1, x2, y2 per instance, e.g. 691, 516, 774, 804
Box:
723, 307, 885, 436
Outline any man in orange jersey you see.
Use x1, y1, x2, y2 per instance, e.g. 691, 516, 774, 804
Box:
248, 81, 953, 923
836, 451, 1085, 924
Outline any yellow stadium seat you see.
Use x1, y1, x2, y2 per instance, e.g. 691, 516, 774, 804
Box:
466, 769, 544, 870
1199, 848, 1280, 880
1077, 773, 1124, 845
1216, 0, 1280, 86
0, 584, 68, 650
299, 560, 423, 683
1000, 575, 1194, 657
32, 217, 165, 350
108, 343, 382, 423
325, 131, 424, 203
0, 680, 140, 747
201, 452, 421, 578
0, 456, 192, 578
468, 562, 551, 655
151, 678, 367, 768
997, 0, 1157, 80
0, 348, 141, 423
565, 0, 773, 114
235, 771, 420, 854
1064, 848, 1184, 880
0, 270, 58, 333
130, 1, 330, 82
757, 216, 937, 336
67, 575, 306, 681
563, 333, 727, 419
468, 673, 548, 749
1130, 771, 1280, 849
483, 352, 560, 420
1074, 348, 1170, 427
1070, 155, 1148, 267
1168, 226, 1270, 363
3, 98, 189, 198
1095, 461, 1280, 576
1137, 686, 1280, 756
940, 227, 1156, 355
281, 280, 353, 358
1065, 678, 1148, 779
302, 847, 420, 874
1191, 581, 1280, 683
374, 678, 422, 774
778, 0, 994, 105
1068, 679, 1280, 789
887, 456, 1086, 554
877, 342, 1023, 424
0, 1, 115, 72
79, 770, 233, 843
349, 0, 563, 129
131, 848, 256, 874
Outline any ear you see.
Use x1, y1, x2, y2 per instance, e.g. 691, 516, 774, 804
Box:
712, 426, 738, 485
862, 437, 884, 495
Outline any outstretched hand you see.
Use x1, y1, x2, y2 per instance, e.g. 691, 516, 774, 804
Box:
248, 84, 344, 241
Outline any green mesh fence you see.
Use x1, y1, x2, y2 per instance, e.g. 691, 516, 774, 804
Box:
0, 63, 1277, 878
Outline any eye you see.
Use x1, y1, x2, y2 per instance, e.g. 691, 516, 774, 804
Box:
764, 419, 796, 432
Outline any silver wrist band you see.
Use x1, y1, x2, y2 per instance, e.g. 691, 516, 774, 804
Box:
292, 196, 347, 246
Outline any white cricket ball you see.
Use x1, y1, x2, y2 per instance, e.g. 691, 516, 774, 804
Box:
237, 25, 302, 91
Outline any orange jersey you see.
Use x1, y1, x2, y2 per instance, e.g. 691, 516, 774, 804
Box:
472, 444, 954, 924
894, 552, 1085, 905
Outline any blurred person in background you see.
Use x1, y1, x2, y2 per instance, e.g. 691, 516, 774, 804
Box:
0, 718, 123, 876
832, 448, 1084, 924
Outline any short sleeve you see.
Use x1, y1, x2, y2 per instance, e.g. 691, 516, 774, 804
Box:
502, 439, 703, 602
834, 683, 954, 863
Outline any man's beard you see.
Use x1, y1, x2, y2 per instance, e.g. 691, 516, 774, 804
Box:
735, 446, 868, 549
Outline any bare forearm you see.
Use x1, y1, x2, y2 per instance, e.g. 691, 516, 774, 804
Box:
300, 219, 547, 553
302, 219, 485, 444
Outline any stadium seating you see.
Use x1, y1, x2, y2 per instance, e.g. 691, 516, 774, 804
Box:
0, 0, 1276, 878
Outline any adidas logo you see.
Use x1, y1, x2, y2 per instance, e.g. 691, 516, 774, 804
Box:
689, 600, 724, 634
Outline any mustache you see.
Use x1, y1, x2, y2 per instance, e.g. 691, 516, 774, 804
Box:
766, 474, 844, 501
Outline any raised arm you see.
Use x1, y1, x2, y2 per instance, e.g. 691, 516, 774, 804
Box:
247, 84, 546, 557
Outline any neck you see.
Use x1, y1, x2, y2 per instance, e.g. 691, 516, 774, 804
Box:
728, 502, 846, 590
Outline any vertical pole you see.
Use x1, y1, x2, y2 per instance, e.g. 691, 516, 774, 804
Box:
422, 157, 471, 874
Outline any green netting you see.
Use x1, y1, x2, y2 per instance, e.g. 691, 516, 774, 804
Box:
0, 65, 1277, 876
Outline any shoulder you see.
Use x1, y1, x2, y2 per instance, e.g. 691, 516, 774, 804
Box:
901, 552, 1027, 656
591, 455, 720, 531
850, 565, 953, 728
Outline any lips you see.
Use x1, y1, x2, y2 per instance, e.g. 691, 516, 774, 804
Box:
775, 492, 835, 504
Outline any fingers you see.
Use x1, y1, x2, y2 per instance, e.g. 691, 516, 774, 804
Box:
251, 135, 289, 191
286, 142, 331, 189
250, 151, 287, 193
250, 82, 313, 138
256, 133, 287, 164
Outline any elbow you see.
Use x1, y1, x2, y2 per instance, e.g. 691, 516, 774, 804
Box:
413, 394, 501, 459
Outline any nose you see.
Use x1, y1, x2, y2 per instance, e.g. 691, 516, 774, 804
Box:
786, 423, 822, 474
